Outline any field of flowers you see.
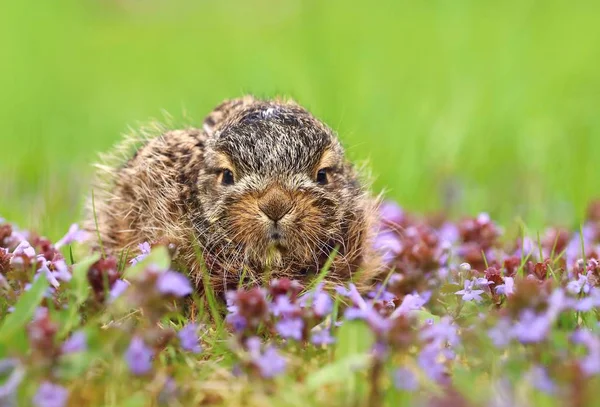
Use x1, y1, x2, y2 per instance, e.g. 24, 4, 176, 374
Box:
1, 198, 599, 407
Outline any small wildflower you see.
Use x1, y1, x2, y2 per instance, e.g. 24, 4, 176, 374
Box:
61, 331, 87, 354
311, 329, 335, 346
526, 366, 556, 394
0, 359, 24, 403
32, 382, 68, 407
379, 201, 404, 225
129, 242, 152, 265
495, 277, 515, 296
393, 367, 419, 391
271, 295, 296, 317
275, 318, 304, 341
178, 324, 202, 353
246, 337, 286, 378
125, 336, 154, 375
55, 223, 89, 249
455, 279, 485, 302
488, 318, 513, 348
418, 345, 447, 383
567, 273, 591, 295
109, 279, 130, 301
156, 270, 193, 297
512, 310, 551, 343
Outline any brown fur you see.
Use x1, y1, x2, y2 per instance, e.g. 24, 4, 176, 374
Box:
83, 95, 385, 294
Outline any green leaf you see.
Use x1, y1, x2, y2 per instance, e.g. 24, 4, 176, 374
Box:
121, 393, 150, 407
334, 320, 375, 361
306, 353, 371, 390
71, 254, 100, 305
122, 246, 171, 280
59, 254, 100, 338
0, 275, 49, 350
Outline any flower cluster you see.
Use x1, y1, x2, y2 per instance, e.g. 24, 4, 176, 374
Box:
1, 198, 600, 406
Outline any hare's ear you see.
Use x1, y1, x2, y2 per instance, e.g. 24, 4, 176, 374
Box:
203, 95, 257, 136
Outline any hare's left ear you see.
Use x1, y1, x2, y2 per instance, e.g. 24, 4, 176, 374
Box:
203, 95, 257, 137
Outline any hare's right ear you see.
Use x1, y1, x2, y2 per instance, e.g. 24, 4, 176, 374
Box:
203, 95, 257, 136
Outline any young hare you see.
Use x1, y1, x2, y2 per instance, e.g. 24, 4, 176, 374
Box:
84, 96, 385, 294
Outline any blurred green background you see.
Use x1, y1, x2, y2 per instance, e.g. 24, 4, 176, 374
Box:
1, 0, 599, 240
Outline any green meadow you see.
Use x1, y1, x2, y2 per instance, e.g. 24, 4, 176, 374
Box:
2, 0, 600, 239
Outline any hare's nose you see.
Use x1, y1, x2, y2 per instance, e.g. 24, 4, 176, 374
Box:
258, 186, 293, 222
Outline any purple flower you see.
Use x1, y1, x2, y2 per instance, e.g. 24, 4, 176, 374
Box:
495, 277, 514, 296
271, 295, 296, 317
124, 336, 153, 375
32, 382, 68, 407
246, 337, 286, 378
373, 231, 402, 265
311, 288, 334, 317
344, 307, 367, 320
393, 367, 418, 391
390, 292, 430, 318
0, 359, 24, 403
129, 242, 152, 266
455, 279, 485, 302
418, 345, 446, 383
567, 273, 591, 295
61, 331, 87, 354
420, 316, 459, 348
572, 330, 600, 376
275, 318, 304, 341
311, 329, 335, 346
55, 224, 89, 249
10, 240, 35, 265
225, 313, 247, 332
511, 310, 551, 343
109, 279, 130, 301
488, 318, 513, 348
178, 324, 202, 353
379, 201, 404, 225
156, 271, 193, 297
526, 366, 556, 394
38, 263, 60, 288
367, 284, 396, 302
437, 222, 459, 246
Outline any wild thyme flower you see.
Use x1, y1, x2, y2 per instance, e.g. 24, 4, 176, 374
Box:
418, 345, 447, 384
246, 337, 286, 378
109, 279, 129, 301
125, 336, 154, 376
495, 277, 515, 296
270, 295, 296, 317
129, 242, 151, 265
156, 270, 193, 297
311, 329, 335, 346
525, 366, 556, 395
488, 318, 513, 348
378, 200, 404, 225
567, 273, 591, 295
455, 279, 485, 302
32, 382, 68, 407
571, 329, 600, 376
54, 223, 89, 249
61, 331, 87, 354
511, 309, 551, 343
275, 318, 304, 341
0, 359, 24, 404
178, 323, 202, 354
393, 367, 418, 391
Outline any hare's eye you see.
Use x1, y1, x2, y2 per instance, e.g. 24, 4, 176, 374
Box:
220, 169, 235, 186
316, 168, 329, 185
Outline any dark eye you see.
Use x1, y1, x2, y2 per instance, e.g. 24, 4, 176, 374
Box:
316, 168, 329, 185
221, 169, 235, 186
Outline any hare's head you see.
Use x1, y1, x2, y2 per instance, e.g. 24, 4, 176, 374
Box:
194, 97, 373, 285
